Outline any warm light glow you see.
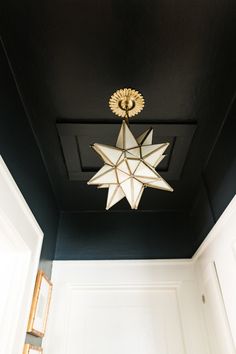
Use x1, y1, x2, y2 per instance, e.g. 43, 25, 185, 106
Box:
88, 121, 173, 209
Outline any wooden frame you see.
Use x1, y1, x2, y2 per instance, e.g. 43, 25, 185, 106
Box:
27, 270, 52, 337
23, 344, 43, 353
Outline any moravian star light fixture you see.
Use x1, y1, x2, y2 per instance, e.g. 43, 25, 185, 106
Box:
87, 88, 173, 209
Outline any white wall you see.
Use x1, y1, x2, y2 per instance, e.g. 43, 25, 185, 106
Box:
194, 195, 236, 353
43, 197, 236, 354
0, 157, 43, 354
43, 260, 210, 354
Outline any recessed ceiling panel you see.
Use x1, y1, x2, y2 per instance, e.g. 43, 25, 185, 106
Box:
57, 122, 196, 181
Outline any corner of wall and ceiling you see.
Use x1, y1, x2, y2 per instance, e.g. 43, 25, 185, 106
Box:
0, 35, 60, 212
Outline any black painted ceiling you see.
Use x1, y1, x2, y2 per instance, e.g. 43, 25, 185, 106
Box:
1, 0, 236, 212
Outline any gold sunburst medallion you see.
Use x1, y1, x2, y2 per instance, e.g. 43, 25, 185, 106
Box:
109, 88, 145, 118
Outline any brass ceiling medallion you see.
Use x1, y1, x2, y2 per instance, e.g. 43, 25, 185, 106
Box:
109, 88, 145, 119
88, 88, 173, 210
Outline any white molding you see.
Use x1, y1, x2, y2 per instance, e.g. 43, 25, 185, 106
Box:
0, 156, 43, 354
192, 194, 236, 261
53, 258, 193, 264
68, 282, 182, 290
0, 156, 43, 237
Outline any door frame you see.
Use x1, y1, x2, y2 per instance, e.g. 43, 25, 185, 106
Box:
0, 156, 43, 354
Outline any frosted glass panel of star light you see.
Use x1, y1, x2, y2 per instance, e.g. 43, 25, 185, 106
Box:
88, 121, 173, 209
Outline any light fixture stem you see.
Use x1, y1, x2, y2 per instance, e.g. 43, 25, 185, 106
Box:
125, 109, 130, 125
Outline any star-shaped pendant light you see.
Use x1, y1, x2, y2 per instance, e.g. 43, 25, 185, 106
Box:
87, 88, 173, 210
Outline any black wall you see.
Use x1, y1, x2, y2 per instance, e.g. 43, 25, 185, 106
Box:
0, 40, 59, 345
0, 40, 59, 273
190, 98, 236, 251
55, 211, 192, 259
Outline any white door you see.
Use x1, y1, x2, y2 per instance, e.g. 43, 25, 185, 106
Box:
0, 156, 43, 354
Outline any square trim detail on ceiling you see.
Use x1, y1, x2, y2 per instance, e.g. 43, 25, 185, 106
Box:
57, 122, 196, 181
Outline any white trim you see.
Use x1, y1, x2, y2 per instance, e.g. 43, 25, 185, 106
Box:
192, 194, 236, 261
68, 281, 182, 290
52, 259, 194, 265
0, 157, 43, 237
0, 156, 43, 354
